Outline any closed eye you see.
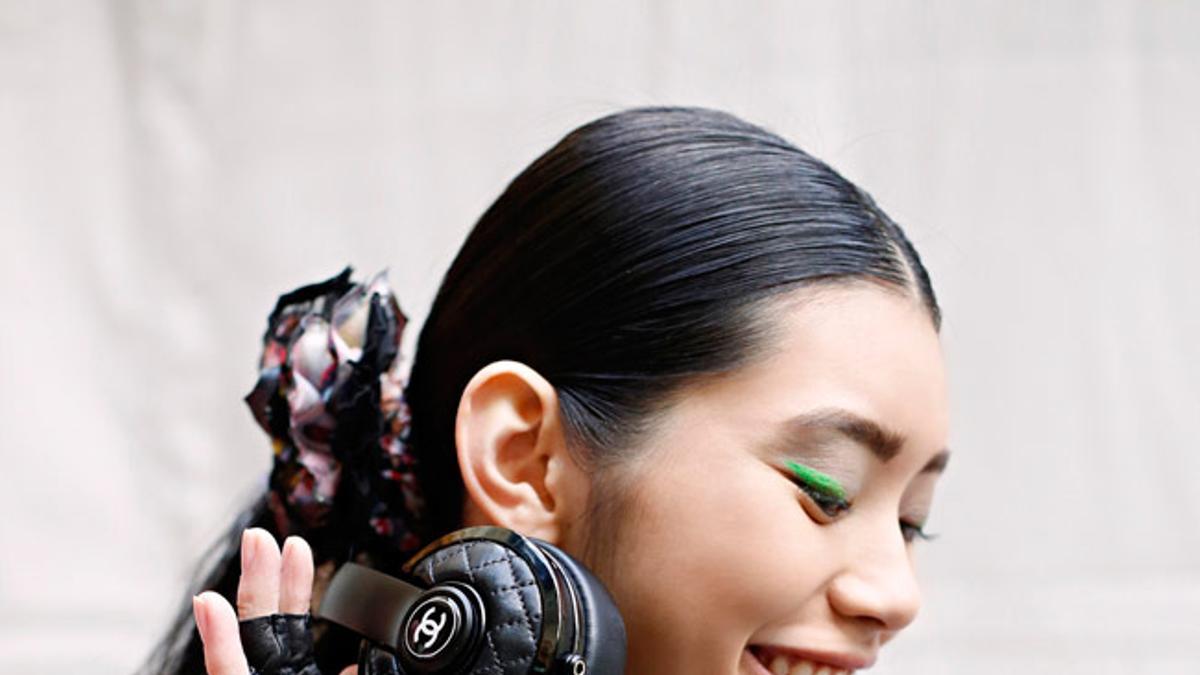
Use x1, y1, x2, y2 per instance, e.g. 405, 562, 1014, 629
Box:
782, 461, 852, 520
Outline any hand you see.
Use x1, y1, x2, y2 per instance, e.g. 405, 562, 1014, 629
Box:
191, 528, 357, 675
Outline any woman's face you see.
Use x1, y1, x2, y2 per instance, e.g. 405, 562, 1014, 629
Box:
575, 284, 950, 675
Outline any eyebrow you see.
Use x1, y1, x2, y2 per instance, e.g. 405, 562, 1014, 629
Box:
771, 407, 950, 475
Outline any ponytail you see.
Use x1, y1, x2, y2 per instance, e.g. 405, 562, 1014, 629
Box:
140, 268, 427, 674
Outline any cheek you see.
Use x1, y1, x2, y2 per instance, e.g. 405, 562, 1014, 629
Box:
595, 448, 833, 672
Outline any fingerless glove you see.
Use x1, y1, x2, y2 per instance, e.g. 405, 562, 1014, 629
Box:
238, 613, 402, 675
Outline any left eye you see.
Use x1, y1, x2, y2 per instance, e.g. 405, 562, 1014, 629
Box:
790, 481, 851, 521
778, 464, 851, 521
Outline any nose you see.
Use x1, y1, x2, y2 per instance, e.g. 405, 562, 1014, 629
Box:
827, 528, 922, 633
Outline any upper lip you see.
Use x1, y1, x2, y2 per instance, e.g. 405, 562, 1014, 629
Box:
752, 643, 877, 671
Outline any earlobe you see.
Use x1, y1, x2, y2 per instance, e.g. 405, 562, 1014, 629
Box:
455, 360, 586, 543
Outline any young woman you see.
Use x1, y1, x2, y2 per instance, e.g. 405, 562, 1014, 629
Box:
147, 106, 950, 675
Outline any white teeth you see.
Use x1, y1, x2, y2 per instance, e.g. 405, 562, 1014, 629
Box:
754, 648, 854, 675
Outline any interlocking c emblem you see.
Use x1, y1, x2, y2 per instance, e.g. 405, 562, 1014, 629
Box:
414, 605, 448, 650
404, 594, 462, 661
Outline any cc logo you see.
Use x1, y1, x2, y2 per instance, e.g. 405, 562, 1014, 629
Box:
413, 605, 448, 649
403, 594, 461, 659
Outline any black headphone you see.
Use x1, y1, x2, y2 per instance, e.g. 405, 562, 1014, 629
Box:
317, 526, 626, 675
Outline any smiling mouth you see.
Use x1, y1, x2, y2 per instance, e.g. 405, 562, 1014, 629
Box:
746, 645, 862, 675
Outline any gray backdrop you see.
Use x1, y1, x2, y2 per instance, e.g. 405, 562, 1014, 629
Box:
2, 1, 1197, 673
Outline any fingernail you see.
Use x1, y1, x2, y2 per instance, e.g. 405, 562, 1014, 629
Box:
241, 529, 256, 568
192, 595, 208, 641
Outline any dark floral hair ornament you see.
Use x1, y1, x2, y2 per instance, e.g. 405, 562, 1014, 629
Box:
244, 267, 426, 567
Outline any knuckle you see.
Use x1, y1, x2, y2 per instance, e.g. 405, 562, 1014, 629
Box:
236, 594, 260, 616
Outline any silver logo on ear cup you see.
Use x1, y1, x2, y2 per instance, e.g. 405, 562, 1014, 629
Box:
414, 605, 448, 649
403, 595, 460, 659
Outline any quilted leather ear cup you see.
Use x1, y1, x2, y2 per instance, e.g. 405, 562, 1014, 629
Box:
406, 539, 544, 675
534, 541, 627, 675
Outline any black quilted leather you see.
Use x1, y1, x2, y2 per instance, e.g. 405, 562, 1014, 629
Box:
408, 540, 545, 675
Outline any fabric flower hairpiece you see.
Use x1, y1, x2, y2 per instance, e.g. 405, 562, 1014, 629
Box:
244, 267, 425, 564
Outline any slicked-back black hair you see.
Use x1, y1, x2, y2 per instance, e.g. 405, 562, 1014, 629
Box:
405, 106, 939, 538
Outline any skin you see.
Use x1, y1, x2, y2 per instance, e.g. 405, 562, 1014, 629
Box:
193, 283, 950, 674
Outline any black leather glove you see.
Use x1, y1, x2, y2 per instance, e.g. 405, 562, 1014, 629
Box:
238, 612, 404, 675
237, 613, 324, 675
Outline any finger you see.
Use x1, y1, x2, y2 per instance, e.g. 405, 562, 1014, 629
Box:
237, 527, 282, 619
193, 592, 250, 675
339, 667, 357, 675
279, 535, 315, 614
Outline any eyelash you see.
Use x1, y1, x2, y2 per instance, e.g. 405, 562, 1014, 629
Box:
788, 476, 937, 545
789, 478, 851, 520
900, 521, 937, 544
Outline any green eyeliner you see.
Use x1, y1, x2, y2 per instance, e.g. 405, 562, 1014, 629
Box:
785, 460, 846, 499
784, 460, 850, 515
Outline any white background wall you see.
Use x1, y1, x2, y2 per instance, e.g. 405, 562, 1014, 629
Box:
2, 1, 1197, 673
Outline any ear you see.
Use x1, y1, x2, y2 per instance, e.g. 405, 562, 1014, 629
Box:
455, 360, 590, 544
